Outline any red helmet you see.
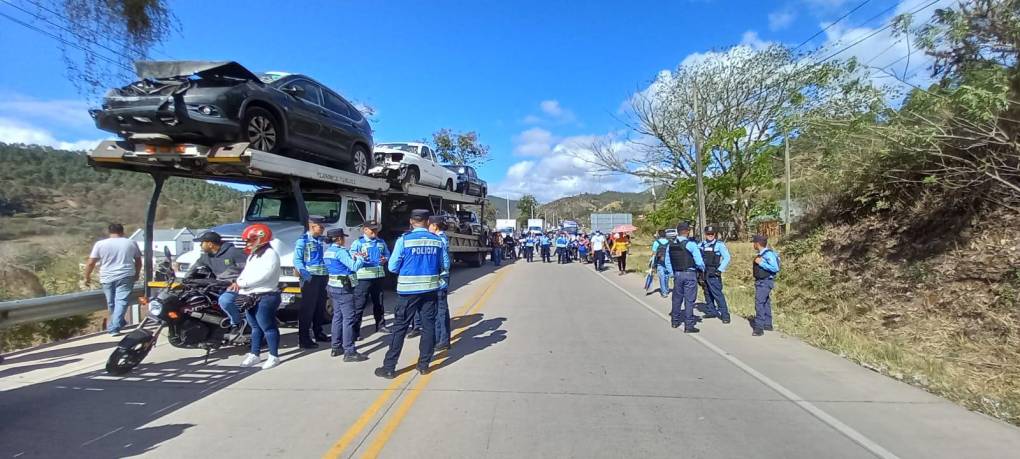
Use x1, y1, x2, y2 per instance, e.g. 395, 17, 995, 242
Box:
241, 223, 273, 254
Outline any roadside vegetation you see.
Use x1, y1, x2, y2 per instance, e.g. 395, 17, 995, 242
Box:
0, 142, 244, 352
617, 2, 1020, 425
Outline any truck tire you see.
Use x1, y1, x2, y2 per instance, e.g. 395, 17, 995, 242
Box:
467, 251, 484, 267
401, 168, 419, 191
446, 179, 454, 191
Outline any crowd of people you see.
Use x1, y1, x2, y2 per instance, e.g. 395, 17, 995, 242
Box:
488, 229, 633, 273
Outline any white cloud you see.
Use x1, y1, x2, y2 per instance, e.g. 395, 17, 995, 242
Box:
522, 99, 577, 125
0, 92, 95, 129
0, 117, 106, 151
740, 31, 769, 49
512, 127, 556, 156
768, 10, 796, 31
494, 131, 645, 202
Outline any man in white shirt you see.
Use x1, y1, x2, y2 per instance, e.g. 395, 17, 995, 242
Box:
83, 223, 142, 335
590, 231, 607, 271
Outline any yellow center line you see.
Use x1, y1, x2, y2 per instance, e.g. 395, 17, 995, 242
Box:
321, 267, 510, 459
357, 268, 508, 459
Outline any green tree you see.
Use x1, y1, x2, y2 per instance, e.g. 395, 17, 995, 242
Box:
516, 194, 538, 228
432, 129, 491, 166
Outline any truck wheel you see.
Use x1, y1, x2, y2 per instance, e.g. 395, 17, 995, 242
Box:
346, 144, 372, 175
243, 107, 284, 153
467, 251, 484, 267
446, 180, 454, 191
401, 168, 419, 191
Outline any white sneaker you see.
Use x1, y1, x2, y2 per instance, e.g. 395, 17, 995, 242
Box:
261, 356, 281, 370
239, 353, 261, 367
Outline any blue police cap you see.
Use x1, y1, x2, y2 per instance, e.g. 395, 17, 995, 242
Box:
327, 228, 348, 239
308, 215, 326, 224
677, 222, 690, 231
410, 209, 431, 220
704, 225, 717, 234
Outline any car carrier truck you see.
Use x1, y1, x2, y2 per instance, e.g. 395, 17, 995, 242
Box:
87, 139, 491, 318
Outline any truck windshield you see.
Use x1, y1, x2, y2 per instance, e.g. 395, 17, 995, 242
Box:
377, 143, 418, 154
247, 195, 341, 223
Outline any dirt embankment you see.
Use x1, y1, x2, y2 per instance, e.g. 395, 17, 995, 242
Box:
777, 207, 1020, 424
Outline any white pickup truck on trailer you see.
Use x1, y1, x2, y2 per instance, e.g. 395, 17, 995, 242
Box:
87, 139, 490, 316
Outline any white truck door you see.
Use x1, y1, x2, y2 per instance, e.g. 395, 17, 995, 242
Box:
342, 197, 369, 248
420, 145, 440, 186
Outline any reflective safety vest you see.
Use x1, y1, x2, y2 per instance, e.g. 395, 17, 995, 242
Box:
324, 244, 358, 288
351, 236, 388, 280
395, 230, 444, 294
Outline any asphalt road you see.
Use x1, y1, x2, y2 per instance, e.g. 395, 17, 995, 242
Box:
2, 258, 1020, 458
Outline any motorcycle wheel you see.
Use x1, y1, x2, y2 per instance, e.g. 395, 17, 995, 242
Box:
105, 332, 154, 375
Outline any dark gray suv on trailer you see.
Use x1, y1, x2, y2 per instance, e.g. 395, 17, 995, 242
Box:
91, 61, 374, 175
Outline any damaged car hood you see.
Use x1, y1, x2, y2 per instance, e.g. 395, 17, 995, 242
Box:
134, 61, 261, 81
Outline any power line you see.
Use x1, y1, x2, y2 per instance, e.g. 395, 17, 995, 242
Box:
794, 0, 873, 50
16, 0, 173, 59
1, 0, 139, 63
0, 9, 132, 72
817, 0, 941, 64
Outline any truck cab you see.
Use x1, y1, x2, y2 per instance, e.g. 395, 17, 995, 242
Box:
174, 187, 382, 307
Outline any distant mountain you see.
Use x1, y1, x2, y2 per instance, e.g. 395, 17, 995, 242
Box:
487, 195, 520, 219
537, 189, 657, 224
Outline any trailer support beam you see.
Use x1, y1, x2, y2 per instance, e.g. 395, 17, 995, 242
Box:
143, 174, 167, 299
290, 177, 309, 231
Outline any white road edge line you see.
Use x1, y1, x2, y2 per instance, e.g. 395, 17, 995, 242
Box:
587, 267, 901, 459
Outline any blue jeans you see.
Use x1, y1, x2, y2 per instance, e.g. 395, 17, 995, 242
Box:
328, 285, 358, 354
754, 279, 775, 330
671, 271, 698, 329
656, 265, 671, 295
435, 288, 450, 347
218, 291, 241, 326
102, 277, 134, 333
492, 247, 502, 266
703, 275, 730, 321
246, 293, 281, 357
383, 291, 438, 371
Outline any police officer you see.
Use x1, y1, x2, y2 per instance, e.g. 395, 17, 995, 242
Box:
351, 221, 391, 337
375, 209, 450, 379
664, 222, 705, 333
428, 216, 452, 350
324, 229, 369, 362
539, 232, 552, 263
187, 231, 248, 334
651, 230, 672, 298
699, 226, 732, 324
751, 234, 781, 336
294, 215, 330, 348
555, 232, 569, 264
523, 233, 536, 262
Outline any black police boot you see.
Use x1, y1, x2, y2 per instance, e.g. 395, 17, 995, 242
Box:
407, 329, 421, 338
374, 367, 396, 379
315, 333, 331, 343
752, 328, 764, 336
344, 352, 368, 362
702, 312, 719, 319
721, 318, 731, 324
330, 348, 343, 357
377, 324, 392, 334
671, 322, 681, 329
684, 327, 700, 334
417, 366, 430, 375
763, 325, 774, 331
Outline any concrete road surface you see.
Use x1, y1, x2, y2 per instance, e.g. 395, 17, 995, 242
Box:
2, 259, 1020, 458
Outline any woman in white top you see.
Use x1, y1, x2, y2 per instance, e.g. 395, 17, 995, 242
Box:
229, 224, 283, 370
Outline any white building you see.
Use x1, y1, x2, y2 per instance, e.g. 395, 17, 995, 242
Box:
128, 228, 196, 260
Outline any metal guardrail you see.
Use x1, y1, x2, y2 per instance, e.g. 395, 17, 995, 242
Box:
0, 285, 144, 329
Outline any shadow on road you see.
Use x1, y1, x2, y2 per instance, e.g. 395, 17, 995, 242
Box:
0, 357, 84, 379
0, 344, 315, 458
433, 316, 507, 372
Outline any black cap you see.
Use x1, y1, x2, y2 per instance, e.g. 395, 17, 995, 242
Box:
704, 226, 717, 234
308, 215, 326, 224
410, 209, 431, 220
428, 215, 444, 225
677, 222, 690, 231
751, 234, 768, 245
327, 228, 348, 239
363, 220, 381, 232
193, 231, 222, 244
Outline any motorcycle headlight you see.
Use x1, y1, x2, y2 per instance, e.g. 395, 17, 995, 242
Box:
147, 299, 163, 317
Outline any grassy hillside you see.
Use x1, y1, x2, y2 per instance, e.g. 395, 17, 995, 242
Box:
537, 189, 655, 225
0, 142, 245, 298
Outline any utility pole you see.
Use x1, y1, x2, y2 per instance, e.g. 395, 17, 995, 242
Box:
693, 94, 707, 234
784, 131, 792, 236
506, 193, 511, 219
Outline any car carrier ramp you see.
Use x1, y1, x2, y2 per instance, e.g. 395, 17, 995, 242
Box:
87, 140, 391, 191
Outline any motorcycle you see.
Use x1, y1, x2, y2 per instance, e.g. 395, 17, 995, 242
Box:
105, 247, 250, 375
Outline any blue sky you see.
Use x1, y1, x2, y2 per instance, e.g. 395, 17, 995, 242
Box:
0, 0, 945, 201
